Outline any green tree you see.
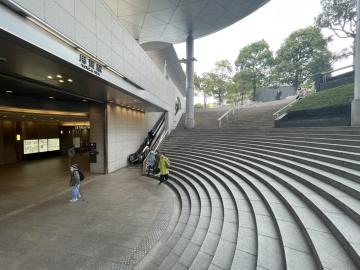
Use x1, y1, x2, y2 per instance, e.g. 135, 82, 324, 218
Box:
316, 0, 357, 59
194, 73, 211, 108
235, 40, 274, 101
274, 26, 332, 90
230, 70, 253, 104
206, 60, 233, 105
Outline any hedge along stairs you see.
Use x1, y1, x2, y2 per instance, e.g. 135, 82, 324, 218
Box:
135, 101, 360, 270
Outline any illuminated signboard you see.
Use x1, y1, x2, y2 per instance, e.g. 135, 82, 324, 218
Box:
73, 137, 81, 148
24, 140, 39, 154
48, 138, 60, 151
39, 139, 48, 152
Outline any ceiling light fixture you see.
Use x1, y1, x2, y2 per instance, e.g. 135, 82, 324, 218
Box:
6, 90, 13, 94
47, 75, 53, 79
49, 96, 55, 99
67, 78, 73, 82
21, 115, 26, 118
59, 79, 64, 83
82, 99, 87, 103
56, 75, 62, 78
3, 115, 7, 118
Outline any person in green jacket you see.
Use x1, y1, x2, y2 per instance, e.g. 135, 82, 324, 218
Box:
159, 152, 170, 183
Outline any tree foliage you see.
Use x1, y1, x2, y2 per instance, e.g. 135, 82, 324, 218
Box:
229, 70, 253, 104
274, 26, 332, 90
316, 0, 357, 58
234, 40, 274, 101
205, 60, 233, 105
194, 73, 211, 108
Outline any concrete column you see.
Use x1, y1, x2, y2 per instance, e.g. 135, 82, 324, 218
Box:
352, 0, 360, 126
185, 33, 195, 129
89, 103, 106, 174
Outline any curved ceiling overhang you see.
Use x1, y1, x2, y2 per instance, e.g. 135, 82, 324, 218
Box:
104, 0, 270, 44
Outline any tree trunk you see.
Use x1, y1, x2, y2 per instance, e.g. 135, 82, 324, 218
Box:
218, 91, 222, 106
252, 80, 256, 101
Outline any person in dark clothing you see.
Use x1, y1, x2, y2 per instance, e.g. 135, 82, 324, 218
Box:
147, 130, 155, 145
69, 164, 81, 202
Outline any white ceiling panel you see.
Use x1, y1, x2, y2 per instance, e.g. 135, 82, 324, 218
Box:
103, 0, 270, 44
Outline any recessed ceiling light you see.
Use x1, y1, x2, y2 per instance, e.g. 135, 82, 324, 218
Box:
3, 115, 7, 118
50, 117, 54, 120
47, 75, 53, 79
67, 78, 73, 82
56, 75, 62, 78
59, 79, 64, 83
21, 115, 26, 118
82, 99, 87, 102
49, 96, 55, 99
6, 90, 13, 93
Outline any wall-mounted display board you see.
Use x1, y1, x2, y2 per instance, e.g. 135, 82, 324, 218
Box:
39, 139, 48, 153
23, 138, 60, 154
73, 137, 81, 148
48, 138, 60, 151
24, 140, 39, 154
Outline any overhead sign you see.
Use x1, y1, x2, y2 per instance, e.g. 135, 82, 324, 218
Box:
79, 53, 103, 76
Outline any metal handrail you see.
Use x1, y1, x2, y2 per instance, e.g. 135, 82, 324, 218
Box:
321, 65, 354, 76
217, 101, 254, 128
217, 105, 237, 128
273, 98, 298, 119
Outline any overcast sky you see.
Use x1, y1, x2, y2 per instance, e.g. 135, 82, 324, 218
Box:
174, 0, 353, 75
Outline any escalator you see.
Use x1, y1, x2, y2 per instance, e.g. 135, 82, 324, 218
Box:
127, 112, 167, 165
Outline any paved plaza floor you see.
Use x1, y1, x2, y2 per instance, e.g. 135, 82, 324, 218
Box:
0, 156, 175, 269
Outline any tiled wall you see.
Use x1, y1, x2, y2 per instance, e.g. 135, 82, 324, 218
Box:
107, 104, 147, 172
11, 0, 185, 172
12, 0, 179, 109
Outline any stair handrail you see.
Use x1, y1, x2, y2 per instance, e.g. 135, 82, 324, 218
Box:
217, 105, 238, 128
273, 98, 298, 119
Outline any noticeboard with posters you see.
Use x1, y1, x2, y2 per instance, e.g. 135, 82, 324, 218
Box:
39, 139, 48, 153
24, 139, 39, 154
48, 138, 60, 151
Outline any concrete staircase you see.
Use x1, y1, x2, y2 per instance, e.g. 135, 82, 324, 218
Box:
136, 102, 360, 270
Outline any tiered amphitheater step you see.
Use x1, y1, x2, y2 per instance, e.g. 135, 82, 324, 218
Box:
136, 127, 360, 270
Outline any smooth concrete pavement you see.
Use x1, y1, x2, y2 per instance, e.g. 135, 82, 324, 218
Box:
0, 156, 175, 270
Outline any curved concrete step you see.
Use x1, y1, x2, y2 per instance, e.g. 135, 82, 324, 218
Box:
157, 176, 202, 270
166, 137, 360, 163
166, 151, 315, 270
163, 147, 356, 267
139, 124, 360, 270
171, 170, 212, 269
146, 179, 193, 269
171, 161, 240, 270
162, 141, 360, 202
165, 155, 286, 270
